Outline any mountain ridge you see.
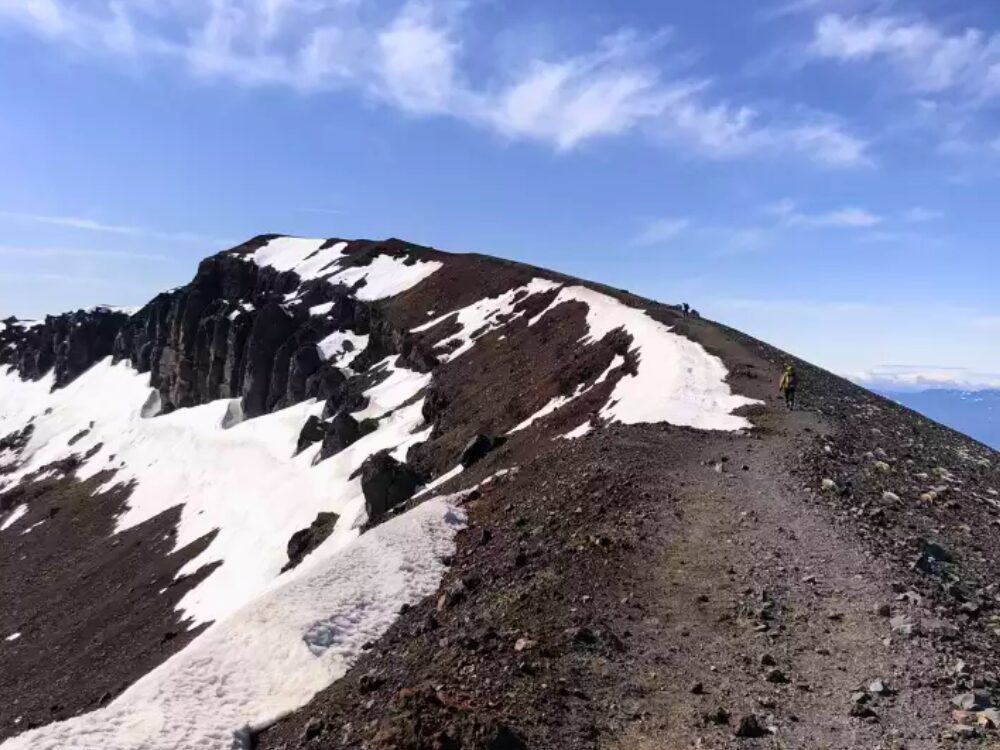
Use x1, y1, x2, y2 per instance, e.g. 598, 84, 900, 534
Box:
1, 235, 998, 749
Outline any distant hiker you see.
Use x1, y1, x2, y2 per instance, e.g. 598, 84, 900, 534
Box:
779, 365, 798, 410
681, 303, 691, 317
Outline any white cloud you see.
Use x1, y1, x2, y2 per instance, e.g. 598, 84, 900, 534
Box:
0, 211, 229, 245
811, 13, 1000, 99
763, 199, 882, 228
852, 364, 1000, 391
0, 0, 870, 165
633, 217, 690, 246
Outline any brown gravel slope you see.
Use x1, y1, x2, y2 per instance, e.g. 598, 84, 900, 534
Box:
259, 310, 1000, 749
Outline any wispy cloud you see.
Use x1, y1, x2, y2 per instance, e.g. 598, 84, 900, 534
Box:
0, 244, 169, 261
810, 13, 1000, 100
0, 271, 110, 285
297, 207, 344, 216
0, 211, 228, 245
765, 199, 882, 227
0, 1, 870, 166
633, 217, 690, 246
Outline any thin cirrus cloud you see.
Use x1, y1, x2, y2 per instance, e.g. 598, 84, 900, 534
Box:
764, 199, 882, 228
632, 217, 690, 246
0, 244, 169, 261
0, 211, 230, 245
809, 12, 1000, 100
0, 0, 870, 166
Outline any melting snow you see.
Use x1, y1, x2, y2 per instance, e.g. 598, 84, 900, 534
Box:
245, 237, 441, 301
317, 331, 369, 367
0, 353, 435, 626
4, 632, 20, 642
526, 285, 758, 431
0, 499, 465, 750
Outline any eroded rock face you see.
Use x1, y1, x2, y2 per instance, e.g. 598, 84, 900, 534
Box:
360, 451, 422, 520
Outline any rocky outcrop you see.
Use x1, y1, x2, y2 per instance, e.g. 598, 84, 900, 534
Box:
110, 241, 378, 416
281, 511, 339, 572
460, 433, 496, 468
0, 309, 131, 388
360, 451, 422, 520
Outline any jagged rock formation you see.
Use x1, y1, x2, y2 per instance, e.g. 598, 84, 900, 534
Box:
1, 309, 131, 389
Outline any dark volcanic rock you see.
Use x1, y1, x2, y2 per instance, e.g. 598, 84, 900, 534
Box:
296, 416, 328, 455
282, 511, 339, 572
360, 451, 422, 520
317, 412, 373, 462
1, 308, 131, 388
287, 344, 323, 405
460, 434, 495, 468
242, 303, 296, 419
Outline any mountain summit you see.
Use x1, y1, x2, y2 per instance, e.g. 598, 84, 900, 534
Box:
1, 236, 998, 749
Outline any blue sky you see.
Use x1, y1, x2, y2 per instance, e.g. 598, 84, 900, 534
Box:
1, 0, 998, 384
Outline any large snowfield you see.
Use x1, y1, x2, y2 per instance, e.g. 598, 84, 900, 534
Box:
0, 236, 759, 747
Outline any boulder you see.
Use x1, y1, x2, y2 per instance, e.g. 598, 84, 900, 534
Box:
460, 434, 494, 468
361, 451, 421, 520
296, 415, 327, 455
282, 511, 339, 572
317, 412, 367, 461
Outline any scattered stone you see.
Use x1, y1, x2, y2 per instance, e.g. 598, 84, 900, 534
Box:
704, 706, 730, 726
760, 654, 776, 667
882, 491, 900, 503
460, 434, 495, 468
874, 461, 891, 473
821, 478, 838, 492
691, 682, 705, 695
514, 637, 537, 652
876, 603, 891, 617
978, 708, 1000, 729
890, 614, 915, 637
849, 703, 878, 719
952, 691, 992, 711
489, 724, 527, 750
302, 717, 324, 741
868, 679, 889, 695
734, 714, 768, 738
765, 668, 789, 684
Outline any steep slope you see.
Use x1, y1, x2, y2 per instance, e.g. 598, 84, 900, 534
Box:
1, 236, 998, 749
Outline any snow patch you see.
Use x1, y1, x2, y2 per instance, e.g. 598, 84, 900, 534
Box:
329, 254, 442, 301
0, 499, 465, 750
0, 353, 435, 626
413, 278, 560, 361
560, 422, 593, 440
317, 331, 369, 367
4, 632, 19, 642
528, 286, 758, 431
0, 504, 27, 531
244, 237, 441, 301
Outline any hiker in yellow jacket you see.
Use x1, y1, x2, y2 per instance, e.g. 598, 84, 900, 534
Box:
779, 365, 798, 410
